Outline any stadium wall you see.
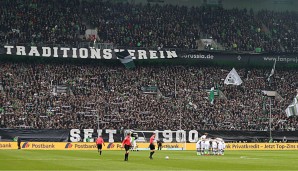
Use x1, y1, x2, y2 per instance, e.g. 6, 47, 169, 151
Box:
1, 142, 298, 150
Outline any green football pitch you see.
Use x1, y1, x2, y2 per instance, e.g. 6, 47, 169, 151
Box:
0, 150, 298, 170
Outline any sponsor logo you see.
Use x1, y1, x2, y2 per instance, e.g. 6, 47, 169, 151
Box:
65, 143, 73, 149
107, 143, 115, 149
31, 143, 55, 149
226, 143, 298, 150
162, 144, 180, 148
22, 142, 30, 148
0, 143, 12, 148
164, 148, 184, 150
237, 55, 241, 60
181, 54, 214, 59
230, 144, 260, 149
263, 56, 298, 63
74, 144, 97, 149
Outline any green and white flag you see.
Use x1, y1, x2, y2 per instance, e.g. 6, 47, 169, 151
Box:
285, 104, 298, 117
115, 49, 135, 69
209, 87, 215, 104
285, 92, 298, 117
224, 68, 243, 85
267, 59, 276, 82
13, 137, 18, 142
294, 93, 298, 104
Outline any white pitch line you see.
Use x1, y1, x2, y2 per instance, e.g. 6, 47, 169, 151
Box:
240, 156, 260, 159
1, 170, 295, 171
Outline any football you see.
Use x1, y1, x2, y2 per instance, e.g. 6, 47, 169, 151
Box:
165, 156, 169, 160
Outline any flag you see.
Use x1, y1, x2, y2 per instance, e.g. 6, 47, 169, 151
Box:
224, 68, 243, 85
285, 104, 298, 117
285, 92, 298, 117
294, 93, 298, 104
209, 87, 214, 104
244, 56, 251, 80
13, 137, 18, 142
262, 96, 267, 114
115, 50, 135, 69
267, 60, 276, 82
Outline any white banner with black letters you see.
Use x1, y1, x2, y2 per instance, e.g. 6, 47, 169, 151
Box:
2, 45, 178, 59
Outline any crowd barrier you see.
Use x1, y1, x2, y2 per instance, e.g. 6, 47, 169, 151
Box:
1, 142, 298, 150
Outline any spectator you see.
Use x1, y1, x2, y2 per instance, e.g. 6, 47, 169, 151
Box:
0, 61, 297, 131
0, 0, 297, 52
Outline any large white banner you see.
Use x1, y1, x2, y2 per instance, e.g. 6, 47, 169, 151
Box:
3, 46, 178, 59
70, 129, 199, 143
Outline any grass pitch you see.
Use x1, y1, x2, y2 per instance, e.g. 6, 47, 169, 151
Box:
0, 150, 298, 170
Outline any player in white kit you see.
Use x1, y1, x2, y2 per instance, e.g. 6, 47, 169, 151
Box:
204, 138, 210, 155
222, 140, 226, 155
211, 139, 218, 155
196, 140, 202, 155
216, 138, 224, 155
200, 133, 208, 141
199, 133, 208, 155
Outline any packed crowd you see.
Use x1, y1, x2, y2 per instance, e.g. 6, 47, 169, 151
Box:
257, 10, 298, 53
83, 1, 200, 49
0, 0, 85, 47
198, 7, 280, 52
0, 61, 297, 131
0, 0, 297, 52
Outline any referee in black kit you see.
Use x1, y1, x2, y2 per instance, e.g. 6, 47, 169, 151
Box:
17, 136, 22, 149
157, 139, 163, 150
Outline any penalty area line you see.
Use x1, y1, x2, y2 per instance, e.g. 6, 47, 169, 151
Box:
240, 156, 260, 159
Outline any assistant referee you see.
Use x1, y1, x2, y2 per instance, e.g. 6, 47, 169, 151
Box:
96, 135, 105, 155
149, 133, 156, 159
122, 133, 132, 161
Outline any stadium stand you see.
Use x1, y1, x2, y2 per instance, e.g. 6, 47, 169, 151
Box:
0, 0, 297, 52
0, 61, 297, 130
0, 0, 85, 47
0, 0, 298, 131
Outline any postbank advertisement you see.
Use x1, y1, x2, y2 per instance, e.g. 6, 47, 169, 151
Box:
2, 142, 298, 150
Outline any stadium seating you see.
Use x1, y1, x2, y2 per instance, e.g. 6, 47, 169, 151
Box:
0, 0, 297, 52
0, 0, 84, 47
0, 1, 298, 130
0, 61, 297, 130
